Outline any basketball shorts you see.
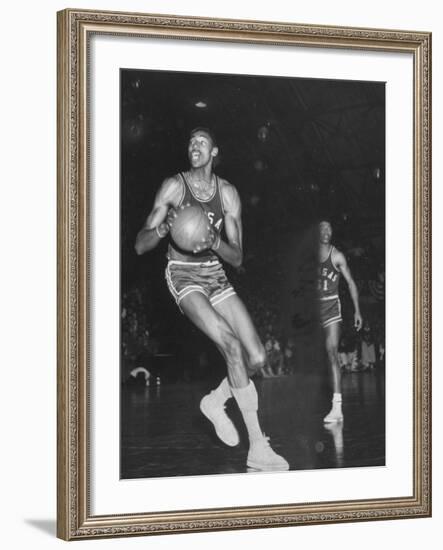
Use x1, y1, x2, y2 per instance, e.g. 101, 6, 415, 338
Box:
165, 259, 236, 310
319, 295, 342, 328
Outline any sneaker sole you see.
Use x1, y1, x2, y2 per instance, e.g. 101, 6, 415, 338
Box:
323, 416, 344, 423
247, 460, 289, 471
200, 399, 239, 447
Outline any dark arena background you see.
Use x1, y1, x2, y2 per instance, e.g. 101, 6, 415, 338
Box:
120, 69, 386, 479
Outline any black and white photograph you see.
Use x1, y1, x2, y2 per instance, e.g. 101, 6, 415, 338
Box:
2, 0, 437, 545
120, 69, 386, 479
52, 5, 432, 543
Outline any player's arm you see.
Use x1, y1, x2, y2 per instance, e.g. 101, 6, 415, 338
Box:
207, 182, 243, 267
334, 250, 363, 330
217, 183, 243, 267
134, 177, 181, 255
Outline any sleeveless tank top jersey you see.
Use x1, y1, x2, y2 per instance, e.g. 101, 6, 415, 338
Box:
319, 246, 340, 299
167, 172, 225, 263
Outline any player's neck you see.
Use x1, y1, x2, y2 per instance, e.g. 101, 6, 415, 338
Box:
319, 243, 332, 260
188, 167, 214, 189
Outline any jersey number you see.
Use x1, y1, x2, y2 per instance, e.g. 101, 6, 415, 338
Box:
318, 280, 329, 291
207, 212, 222, 230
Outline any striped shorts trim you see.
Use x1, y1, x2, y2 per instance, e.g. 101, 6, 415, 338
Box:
320, 296, 342, 328
165, 260, 236, 310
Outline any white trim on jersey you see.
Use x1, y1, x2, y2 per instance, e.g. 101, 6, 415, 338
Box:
176, 173, 186, 207
218, 176, 226, 215
182, 172, 217, 203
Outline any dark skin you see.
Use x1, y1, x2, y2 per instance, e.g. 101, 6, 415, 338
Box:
135, 130, 266, 388
135, 133, 243, 266
319, 221, 362, 393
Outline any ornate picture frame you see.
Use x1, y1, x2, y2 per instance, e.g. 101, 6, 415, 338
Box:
57, 8, 431, 540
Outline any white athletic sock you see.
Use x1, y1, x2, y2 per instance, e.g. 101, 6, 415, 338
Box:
211, 377, 232, 404
332, 393, 343, 412
332, 392, 342, 403
231, 381, 263, 444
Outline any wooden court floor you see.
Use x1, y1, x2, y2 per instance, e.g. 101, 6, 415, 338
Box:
121, 368, 385, 479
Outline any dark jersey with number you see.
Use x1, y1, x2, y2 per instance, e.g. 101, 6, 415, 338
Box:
167, 172, 225, 263
318, 246, 340, 299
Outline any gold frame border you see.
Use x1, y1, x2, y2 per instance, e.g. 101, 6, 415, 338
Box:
57, 8, 431, 541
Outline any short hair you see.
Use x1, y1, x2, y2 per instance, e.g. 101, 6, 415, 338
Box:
189, 127, 217, 147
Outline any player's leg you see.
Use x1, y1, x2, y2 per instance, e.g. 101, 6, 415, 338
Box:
179, 290, 251, 447
213, 295, 289, 470
180, 291, 249, 387
207, 291, 264, 398
166, 261, 244, 445
323, 321, 344, 422
325, 321, 341, 393
213, 294, 267, 375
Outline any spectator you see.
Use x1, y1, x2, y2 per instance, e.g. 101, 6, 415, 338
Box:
283, 338, 296, 374
361, 322, 376, 370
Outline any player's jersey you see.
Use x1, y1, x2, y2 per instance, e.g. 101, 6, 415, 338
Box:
167, 172, 225, 263
318, 246, 340, 299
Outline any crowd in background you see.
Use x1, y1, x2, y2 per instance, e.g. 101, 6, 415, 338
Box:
121, 235, 385, 384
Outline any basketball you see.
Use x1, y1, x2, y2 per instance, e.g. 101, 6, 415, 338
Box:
170, 205, 210, 252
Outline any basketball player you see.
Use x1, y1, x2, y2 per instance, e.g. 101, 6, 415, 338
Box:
318, 221, 362, 422
135, 127, 289, 471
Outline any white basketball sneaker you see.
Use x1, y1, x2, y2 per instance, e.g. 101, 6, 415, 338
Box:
200, 393, 240, 447
323, 404, 344, 423
247, 435, 289, 471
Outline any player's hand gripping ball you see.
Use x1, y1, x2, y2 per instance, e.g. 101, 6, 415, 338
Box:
192, 225, 219, 254
155, 207, 176, 238
169, 204, 212, 253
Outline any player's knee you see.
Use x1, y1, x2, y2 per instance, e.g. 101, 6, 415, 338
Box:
326, 344, 338, 359
248, 346, 267, 372
220, 331, 242, 364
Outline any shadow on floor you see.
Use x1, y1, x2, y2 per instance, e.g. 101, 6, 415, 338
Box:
24, 519, 56, 537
